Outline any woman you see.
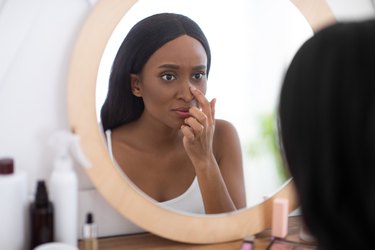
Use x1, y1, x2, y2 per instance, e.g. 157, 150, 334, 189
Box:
279, 19, 375, 249
101, 13, 246, 214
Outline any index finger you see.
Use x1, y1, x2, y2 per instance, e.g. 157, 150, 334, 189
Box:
190, 86, 213, 123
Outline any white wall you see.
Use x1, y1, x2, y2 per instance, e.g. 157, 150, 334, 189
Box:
0, 0, 91, 190
327, 0, 375, 21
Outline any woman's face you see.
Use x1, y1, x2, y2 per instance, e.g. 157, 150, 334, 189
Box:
132, 35, 208, 129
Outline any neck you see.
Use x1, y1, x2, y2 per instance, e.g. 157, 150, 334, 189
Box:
125, 112, 183, 150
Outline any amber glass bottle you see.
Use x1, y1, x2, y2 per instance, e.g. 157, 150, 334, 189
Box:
30, 180, 54, 249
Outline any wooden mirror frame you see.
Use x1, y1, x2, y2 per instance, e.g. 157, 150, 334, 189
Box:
67, 0, 334, 244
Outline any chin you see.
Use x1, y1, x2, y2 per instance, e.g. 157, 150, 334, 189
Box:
171, 120, 184, 130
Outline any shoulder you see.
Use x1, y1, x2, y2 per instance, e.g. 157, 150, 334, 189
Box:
213, 119, 241, 159
214, 119, 238, 138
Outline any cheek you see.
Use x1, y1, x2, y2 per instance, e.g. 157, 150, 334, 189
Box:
198, 80, 207, 94
142, 83, 174, 105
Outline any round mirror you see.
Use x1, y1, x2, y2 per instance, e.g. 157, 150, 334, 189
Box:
68, 0, 314, 244
95, 0, 312, 209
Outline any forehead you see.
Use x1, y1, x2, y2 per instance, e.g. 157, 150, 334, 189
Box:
145, 35, 207, 67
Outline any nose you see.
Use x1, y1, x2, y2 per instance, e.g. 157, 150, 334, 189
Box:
178, 79, 194, 102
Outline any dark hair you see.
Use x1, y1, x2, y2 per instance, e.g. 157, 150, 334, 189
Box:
279, 19, 375, 250
100, 13, 211, 131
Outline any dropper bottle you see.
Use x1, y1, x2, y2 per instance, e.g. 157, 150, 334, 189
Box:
30, 180, 54, 249
82, 212, 98, 250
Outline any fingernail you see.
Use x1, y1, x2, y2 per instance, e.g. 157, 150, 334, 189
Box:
190, 86, 197, 91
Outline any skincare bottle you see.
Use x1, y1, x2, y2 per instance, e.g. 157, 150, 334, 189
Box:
49, 131, 79, 246
30, 180, 54, 249
271, 198, 289, 239
0, 158, 28, 250
82, 212, 98, 250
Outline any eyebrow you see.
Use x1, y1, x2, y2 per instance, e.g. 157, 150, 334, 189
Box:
158, 64, 207, 71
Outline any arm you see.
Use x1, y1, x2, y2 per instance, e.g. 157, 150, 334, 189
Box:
214, 119, 247, 210
181, 87, 246, 213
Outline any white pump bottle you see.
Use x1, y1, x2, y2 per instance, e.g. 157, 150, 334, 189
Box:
48, 130, 90, 247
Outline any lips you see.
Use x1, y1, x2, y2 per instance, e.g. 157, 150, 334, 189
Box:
173, 107, 190, 112
172, 107, 191, 118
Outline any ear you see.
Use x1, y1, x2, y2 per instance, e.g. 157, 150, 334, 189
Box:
130, 74, 142, 97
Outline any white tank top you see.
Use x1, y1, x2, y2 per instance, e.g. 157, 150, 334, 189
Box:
105, 130, 205, 215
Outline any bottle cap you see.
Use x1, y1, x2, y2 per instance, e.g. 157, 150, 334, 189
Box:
86, 212, 94, 224
83, 212, 97, 238
33, 242, 78, 250
0, 158, 14, 175
35, 180, 50, 208
49, 130, 91, 170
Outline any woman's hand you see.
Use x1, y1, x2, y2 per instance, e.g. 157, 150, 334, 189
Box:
180, 86, 216, 166
180, 87, 245, 214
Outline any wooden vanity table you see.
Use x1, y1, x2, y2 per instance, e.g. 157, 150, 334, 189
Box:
78, 216, 309, 250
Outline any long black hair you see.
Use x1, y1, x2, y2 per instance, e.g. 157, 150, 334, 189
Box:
279, 19, 375, 250
100, 13, 211, 131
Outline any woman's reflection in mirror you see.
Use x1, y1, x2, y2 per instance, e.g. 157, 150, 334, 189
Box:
279, 19, 375, 249
100, 13, 246, 214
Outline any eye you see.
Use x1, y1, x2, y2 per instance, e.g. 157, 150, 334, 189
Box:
161, 73, 176, 81
192, 72, 206, 80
